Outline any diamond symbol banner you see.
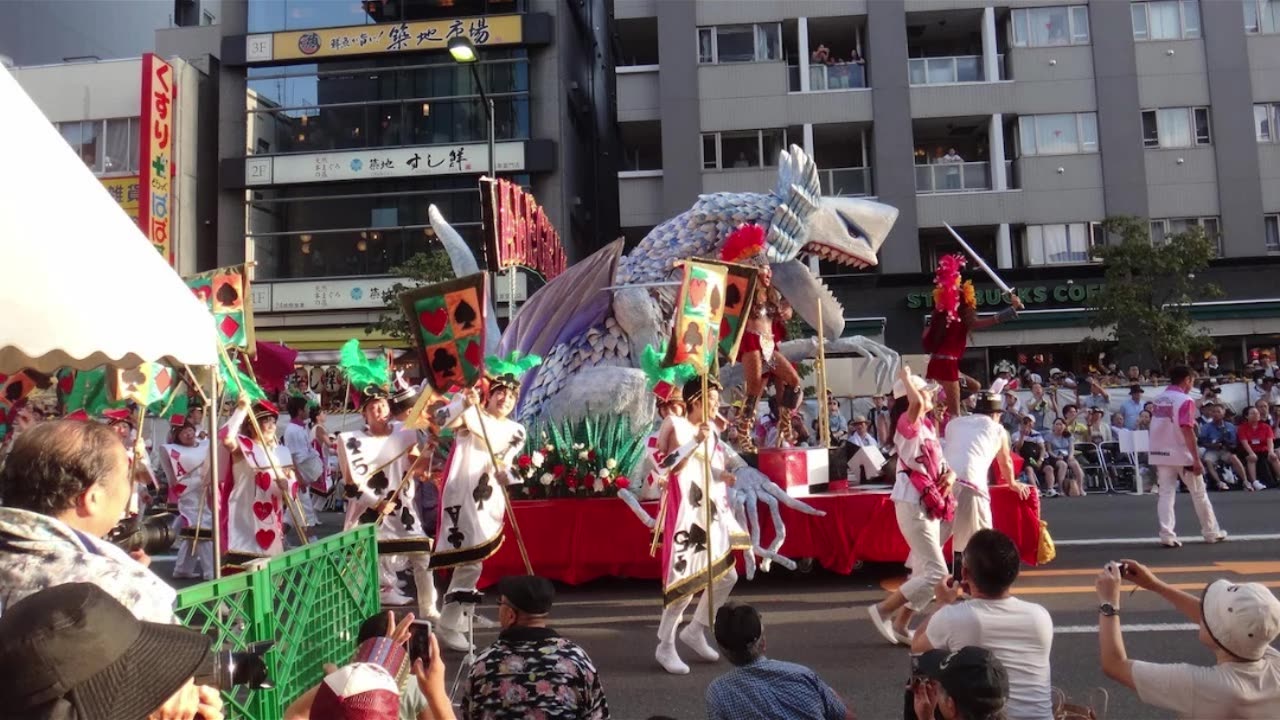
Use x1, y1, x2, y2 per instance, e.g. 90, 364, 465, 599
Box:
185, 264, 255, 353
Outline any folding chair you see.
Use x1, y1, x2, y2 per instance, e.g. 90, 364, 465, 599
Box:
1100, 441, 1138, 493
1074, 442, 1114, 494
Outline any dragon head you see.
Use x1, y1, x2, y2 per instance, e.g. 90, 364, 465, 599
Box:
757, 146, 898, 338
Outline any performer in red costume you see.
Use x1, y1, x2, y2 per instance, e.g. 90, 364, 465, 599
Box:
923, 254, 1023, 419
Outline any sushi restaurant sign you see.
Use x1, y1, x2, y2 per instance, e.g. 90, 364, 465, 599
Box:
906, 281, 1105, 310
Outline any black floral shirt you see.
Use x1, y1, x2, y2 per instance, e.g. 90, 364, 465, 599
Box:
462, 626, 610, 720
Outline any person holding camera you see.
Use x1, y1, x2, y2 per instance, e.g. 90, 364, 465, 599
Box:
0, 582, 223, 720
0, 420, 177, 622
1095, 560, 1280, 718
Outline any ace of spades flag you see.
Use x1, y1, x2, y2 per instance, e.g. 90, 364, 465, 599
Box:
399, 273, 489, 394
664, 260, 730, 373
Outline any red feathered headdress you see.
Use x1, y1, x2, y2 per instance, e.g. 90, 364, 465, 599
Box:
720, 224, 768, 265
932, 253, 970, 324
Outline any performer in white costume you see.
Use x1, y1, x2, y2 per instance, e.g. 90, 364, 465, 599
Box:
160, 418, 214, 580
281, 394, 323, 530
620, 344, 696, 528
335, 340, 436, 616
941, 390, 1029, 574
432, 353, 535, 652
218, 399, 295, 567
655, 375, 738, 676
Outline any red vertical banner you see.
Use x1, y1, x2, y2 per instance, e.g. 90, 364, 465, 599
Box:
138, 53, 176, 267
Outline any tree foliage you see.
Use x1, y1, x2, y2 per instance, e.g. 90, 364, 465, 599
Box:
1086, 216, 1221, 369
365, 250, 454, 342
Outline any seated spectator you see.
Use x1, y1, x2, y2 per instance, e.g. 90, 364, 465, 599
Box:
1256, 399, 1274, 427
1047, 418, 1085, 497
706, 603, 853, 720
1097, 560, 1280, 718
1086, 406, 1112, 444
1060, 404, 1089, 444
1110, 411, 1126, 433
0, 420, 177, 622
911, 646, 1009, 720
1137, 410, 1152, 431
845, 416, 878, 449
1236, 407, 1275, 491
999, 392, 1022, 435
463, 575, 609, 719
827, 398, 849, 443
0, 582, 222, 720
1012, 416, 1050, 495
1200, 404, 1247, 490
912, 529, 1054, 720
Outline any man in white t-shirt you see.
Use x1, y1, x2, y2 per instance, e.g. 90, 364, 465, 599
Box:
912, 529, 1054, 720
1148, 365, 1227, 548
942, 392, 1030, 575
1096, 559, 1280, 719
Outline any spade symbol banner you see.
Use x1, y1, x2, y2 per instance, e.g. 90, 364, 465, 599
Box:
399, 273, 488, 394
717, 262, 760, 364
184, 264, 255, 352
664, 260, 730, 373
109, 362, 179, 406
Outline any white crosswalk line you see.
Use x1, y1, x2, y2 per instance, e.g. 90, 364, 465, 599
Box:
1055, 533, 1280, 546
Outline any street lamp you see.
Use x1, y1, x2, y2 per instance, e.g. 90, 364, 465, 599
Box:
448, 35, 512, 320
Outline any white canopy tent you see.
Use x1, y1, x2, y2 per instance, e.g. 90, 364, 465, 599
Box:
0, 64, 217, 374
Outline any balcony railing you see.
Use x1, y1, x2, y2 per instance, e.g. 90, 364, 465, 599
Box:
819, 167, 871, 197
788, 63, 867, 92
916, 162, 991, 193
907, 55, 1004, 86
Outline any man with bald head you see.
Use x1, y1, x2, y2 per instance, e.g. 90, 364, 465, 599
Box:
0, 420, 176, 621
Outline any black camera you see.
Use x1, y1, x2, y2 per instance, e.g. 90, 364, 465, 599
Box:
106, 513, 177, 555
193, 641, 275, 691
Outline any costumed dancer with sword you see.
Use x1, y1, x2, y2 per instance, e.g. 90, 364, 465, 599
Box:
334, 339, 438, 616
431, 352, 538, 653
923, 224, 1024, 420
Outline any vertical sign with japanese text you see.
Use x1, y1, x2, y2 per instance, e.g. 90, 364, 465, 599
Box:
138, 54, 175, 267
480, 177, 566, 280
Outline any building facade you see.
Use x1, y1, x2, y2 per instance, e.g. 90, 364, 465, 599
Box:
615, 0, 1280, 377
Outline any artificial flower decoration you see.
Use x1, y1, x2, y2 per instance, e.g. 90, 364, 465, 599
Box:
931, 253, 968, 324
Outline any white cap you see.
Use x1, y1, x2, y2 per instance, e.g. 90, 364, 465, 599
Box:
892, 373, 937, 399
1201, 580, 1280, 661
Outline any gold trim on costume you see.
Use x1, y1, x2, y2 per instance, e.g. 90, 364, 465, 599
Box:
662, 551, 735, 607
429, 532, 504, 569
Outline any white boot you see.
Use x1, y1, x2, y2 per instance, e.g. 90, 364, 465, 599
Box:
472, 613, 499, 629
381, 587, 414, 606
437, 624, 473, 653
679, 622, 720, 662
412, 565, 441, 622
655, 641, 690, 675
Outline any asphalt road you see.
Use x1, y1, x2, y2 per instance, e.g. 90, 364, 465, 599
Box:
154, 491, 1280, 719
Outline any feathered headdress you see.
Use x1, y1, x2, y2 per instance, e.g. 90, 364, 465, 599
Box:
932, 253, 975, 324
720, 223, 768, 266
338, 338, 391, 400
484, 351, 542, 391
640, 343, 698, 404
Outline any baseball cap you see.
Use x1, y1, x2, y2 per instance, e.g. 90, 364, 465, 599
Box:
916, 646, 1008, 715
496, 575, 556, 615
0, 583, 212, 719
1201, 580, 1280, 661
310, 663, 401, 720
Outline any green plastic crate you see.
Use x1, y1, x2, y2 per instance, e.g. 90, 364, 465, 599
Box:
175, 526, 380, 719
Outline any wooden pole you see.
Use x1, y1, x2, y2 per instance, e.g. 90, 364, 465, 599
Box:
208, 370, 222, 577
701, 371, 714, 629
472, 400, 534, 575
816, 294, 830, 447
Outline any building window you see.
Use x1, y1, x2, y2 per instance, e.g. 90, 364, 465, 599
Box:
696, 23, 782, 64
1011, 6, 1090, 47
699, 129, 788, 170
1132, 1, 1201, 40
1018, 113, 1098, 156
1244, 0, 1280, 33
57, 118, 140, 175
1023, 223, 1098, 266
1256, 103, 1280, 142
1149, 216, 1220, 254
1266, 215, 1280, 253
1140, 107, 1211, 148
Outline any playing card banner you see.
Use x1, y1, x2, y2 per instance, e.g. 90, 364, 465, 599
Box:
665, 260, 730, 373
110, 362, 178, 406
185, 264, 254, 352
717, 263, 759, 364
400, 273, 488, 393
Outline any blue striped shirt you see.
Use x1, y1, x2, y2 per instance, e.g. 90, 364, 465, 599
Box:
705, 657, 847, 720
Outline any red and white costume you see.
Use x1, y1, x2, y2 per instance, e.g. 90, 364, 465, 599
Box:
217, 405, 294, 565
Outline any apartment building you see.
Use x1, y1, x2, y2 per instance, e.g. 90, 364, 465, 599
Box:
614, 0, 1280, 375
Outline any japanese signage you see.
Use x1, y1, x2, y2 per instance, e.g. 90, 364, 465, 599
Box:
906, 282, 1106, 310
245, 142, 525, 186
255, 274, 525, 313
185, 264, 255, 352
480, 177, 566, 280
101, 176, 140, 223
138, 54, 175, 267
247, 14, 523, 63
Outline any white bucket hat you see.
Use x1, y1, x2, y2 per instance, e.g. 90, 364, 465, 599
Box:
1201, 579, 1280, 661
893, 373, 938, 400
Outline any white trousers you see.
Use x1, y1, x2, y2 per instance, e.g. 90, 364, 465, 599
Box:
895, 501, 947, 612
657, 567, 739, 644
439, 562, 484, 633
284, 488, 319, 527
948, 485, 991, 555
379, 553, 437, 617
1156, 466, 1222, 542
174, 538, 215, 580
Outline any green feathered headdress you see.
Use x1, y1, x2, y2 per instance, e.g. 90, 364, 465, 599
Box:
339, 339, 391, 399
484, 351, 542, 391
640, 343, 698, 403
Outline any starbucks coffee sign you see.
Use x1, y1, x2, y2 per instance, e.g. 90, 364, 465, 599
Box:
906, 282, 1105, 310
